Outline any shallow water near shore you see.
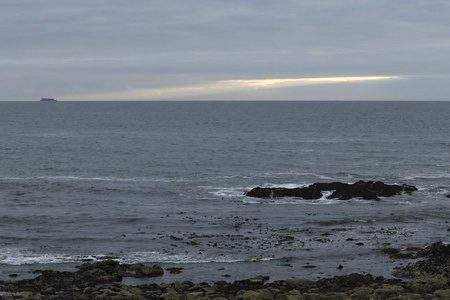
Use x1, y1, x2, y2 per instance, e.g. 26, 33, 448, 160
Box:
1, 101, 449, 283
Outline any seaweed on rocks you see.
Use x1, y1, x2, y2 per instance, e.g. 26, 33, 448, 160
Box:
1, 242, 450, 299
393, 241, 450, 279
382, 247, 416, 259
0, 260, 164, 298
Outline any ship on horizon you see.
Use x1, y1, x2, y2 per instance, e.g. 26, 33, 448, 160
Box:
40, 97, 57, 101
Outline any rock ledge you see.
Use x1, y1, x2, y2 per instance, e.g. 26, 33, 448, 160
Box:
246, 180, 418, 200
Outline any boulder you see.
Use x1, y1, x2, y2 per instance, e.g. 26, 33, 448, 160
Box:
133, 264, 164, 277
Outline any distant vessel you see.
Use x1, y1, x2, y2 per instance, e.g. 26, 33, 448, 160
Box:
40, 97, 57, 102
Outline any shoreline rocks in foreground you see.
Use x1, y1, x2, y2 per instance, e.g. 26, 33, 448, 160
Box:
246, 180, 418, 200
1, 242, 449, 299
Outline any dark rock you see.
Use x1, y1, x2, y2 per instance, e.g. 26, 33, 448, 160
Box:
0, 260, 165, 295
167, 267, 184, 274
382, 247, 401, 255
416, 241, 450, 260
246, 181, 418, 200
393, 242, 450, 278
133, 264, 164, 277
382, 248, 416, 259
246, 186, 322, 199
2, 251, 450, 299
317, 273, 378, 292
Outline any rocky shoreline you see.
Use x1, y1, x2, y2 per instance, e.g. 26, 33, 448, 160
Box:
1, 242, 449, 299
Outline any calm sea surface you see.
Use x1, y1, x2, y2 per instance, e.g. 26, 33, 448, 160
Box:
0, 101, 449, 282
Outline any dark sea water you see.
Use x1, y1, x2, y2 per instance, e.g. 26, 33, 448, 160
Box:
1, 101, 449, 283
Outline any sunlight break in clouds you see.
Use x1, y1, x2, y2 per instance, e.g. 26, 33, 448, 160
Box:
66, 76, 401, 101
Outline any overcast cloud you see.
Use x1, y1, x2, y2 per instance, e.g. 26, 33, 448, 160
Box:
1, 0, 450, 101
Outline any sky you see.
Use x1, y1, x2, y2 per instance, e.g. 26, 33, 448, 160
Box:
1, 0, 450, 101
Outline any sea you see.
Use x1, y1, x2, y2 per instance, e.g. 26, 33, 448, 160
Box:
0, 101, 449, 284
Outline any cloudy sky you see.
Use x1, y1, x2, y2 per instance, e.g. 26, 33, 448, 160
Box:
2, 0, 450, 101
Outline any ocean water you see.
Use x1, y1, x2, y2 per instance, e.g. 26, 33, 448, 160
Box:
0, 101, 449, 283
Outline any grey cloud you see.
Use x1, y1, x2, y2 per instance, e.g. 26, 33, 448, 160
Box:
1, 0, 450, 100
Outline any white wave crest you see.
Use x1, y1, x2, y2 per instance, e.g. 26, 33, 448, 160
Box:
0, 248, 118, 266
402, 173, 450, 180
123, 251, 241, 264
0, 175, 189, 183
0, 248, 249, 266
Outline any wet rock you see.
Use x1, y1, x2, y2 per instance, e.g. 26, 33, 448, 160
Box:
303, 265, 316, 268
374, 284, 405, 298
407, 279, 434, 294
239, 290, 262, 300
285, 279, 315, 289
393, 241, 450, 279
417, 241, 450, 259
161, 288, 181, 300
133, 264, 164, 277
382, 247, 416, 259
19, 291, 34, 298
382, 247, 401, 255
246, 180, 417, 200
435, 289, 450, 298
167, 267, 184, 274
186, 291, 205, 299
83, 286, 95, 294
246, 186, 322, 199
81, 267, 122, 283
258, 288, 274, 299
317, 273, 377, 292
319, 291, 348, 299
349, 286, 374, 298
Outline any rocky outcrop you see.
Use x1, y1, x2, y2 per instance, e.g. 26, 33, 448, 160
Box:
393, 241, 450, 279
2, 243, 450, 299
246, 180, 418, 200
0, 259, 164, 296
1, 242, 450, 299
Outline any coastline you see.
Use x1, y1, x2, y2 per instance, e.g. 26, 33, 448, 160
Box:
1, 242, 448, 299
